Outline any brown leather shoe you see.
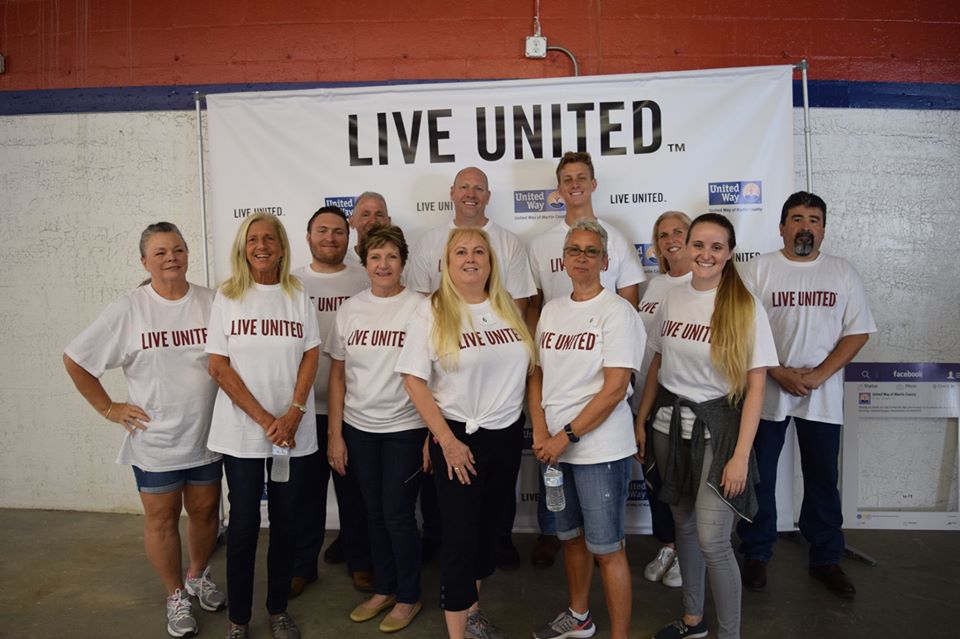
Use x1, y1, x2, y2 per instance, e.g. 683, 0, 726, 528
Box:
809, 563, 856, 599
288, 575, 315, 598
742, 559, 767, 592
352, 570, 375, 593
531, 535, 562, 568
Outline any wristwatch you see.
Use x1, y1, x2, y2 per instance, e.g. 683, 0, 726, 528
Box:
563, 423, 580, 443
291, 402, 307, 414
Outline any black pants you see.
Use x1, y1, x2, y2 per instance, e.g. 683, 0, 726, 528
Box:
430, 417, 522, 611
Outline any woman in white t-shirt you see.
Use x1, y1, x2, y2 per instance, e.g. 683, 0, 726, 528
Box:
206, 213, 320, 639
396, 228, 535, 639
63, 222, 225, 638
326, 225, 425, 632
634, 213, 778, 639
528, 218, 644, 639
637, 211, 693, 589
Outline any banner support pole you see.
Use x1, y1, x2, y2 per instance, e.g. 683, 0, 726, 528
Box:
794, 59, 813, 191
193, 92, 211, 289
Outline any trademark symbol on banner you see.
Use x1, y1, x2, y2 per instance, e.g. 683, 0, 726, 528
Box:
668, 143, 686, 152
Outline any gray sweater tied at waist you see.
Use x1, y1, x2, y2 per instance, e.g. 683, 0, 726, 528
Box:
650, 384, 759, 522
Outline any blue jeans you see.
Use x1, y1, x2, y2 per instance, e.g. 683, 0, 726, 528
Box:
554, 457, 632, 555
293, 415, 371, 580
737, 417, 845, 566
223, 454, 305, 625
344, 424, 424, 603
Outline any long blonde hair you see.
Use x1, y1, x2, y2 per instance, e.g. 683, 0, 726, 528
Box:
430, 228, 535, 373
652, 211, 692, 274
689, 214, 755, 403
220, 212, 301, 300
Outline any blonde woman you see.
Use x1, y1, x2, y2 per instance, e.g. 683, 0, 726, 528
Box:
634, 214, 777, 639
206, 213, 320, 639
396, 228, 534, 639
636, 211, 693, 589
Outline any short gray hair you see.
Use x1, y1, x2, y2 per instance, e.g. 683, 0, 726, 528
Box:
565, 218, 608, 256
355, 191, 388, 213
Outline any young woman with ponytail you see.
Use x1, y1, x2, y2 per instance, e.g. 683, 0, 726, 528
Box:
634, 213, 778, 639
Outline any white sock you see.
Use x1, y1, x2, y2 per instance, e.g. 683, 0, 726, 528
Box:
569, 608, 589, 621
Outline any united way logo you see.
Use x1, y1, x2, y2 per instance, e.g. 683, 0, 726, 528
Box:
858, 392, 872, 405
514, 189, 566, 214
627, 479, 649, 502
636, 243, 659, 270
324, 196, 357, 216
707, 181, 762, 206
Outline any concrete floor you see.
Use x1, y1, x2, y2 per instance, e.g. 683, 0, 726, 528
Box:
2, 508, 958, 638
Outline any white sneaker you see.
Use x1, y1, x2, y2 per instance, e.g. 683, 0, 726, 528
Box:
185, 566, 227, 612
644, 546, 677, 582
166, 588, 198, 638
662, 556, 682, 588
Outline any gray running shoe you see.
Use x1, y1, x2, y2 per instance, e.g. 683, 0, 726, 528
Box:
165, 589, 198, 638
270, 612, 301, 639
465, 609, 508, 639
533, 609, 596, 639
226, 623, 249, 639
185, 566, 227, 612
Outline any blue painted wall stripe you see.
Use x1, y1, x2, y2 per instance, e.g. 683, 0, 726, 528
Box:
1, 79, 958, 116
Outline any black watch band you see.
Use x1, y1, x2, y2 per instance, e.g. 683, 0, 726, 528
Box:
564, 423, 580, 443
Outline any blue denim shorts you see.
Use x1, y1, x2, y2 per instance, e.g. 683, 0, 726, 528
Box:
554, 456, 632, 555
132, 460, 223, 494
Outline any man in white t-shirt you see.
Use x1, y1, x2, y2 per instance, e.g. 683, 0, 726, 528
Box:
525, 151, 646, 568
290, 205, 373, 596
407, 165, 536, 570
346, 191, 391, 265
737, 192, 876, 600
407, 166, 536, 315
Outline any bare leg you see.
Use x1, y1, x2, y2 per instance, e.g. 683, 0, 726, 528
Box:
596, 548, 632, 639
562, 536, 593, 614
140, 490, 185, 595
182, 483, 220, 577
443, 580, 481, 639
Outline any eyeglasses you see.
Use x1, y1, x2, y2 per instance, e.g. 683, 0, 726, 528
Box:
563, 245, 604, 259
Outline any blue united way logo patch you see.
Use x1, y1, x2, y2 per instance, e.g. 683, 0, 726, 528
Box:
708, 181, 762, 205
324, 196, 357, 216
514, 189, 566, 214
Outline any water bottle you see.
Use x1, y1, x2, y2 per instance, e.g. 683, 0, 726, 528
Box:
543, 464, 565, 512
271, 444, 290, 483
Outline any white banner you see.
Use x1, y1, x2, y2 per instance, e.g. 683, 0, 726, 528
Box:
207, 66, 795, 533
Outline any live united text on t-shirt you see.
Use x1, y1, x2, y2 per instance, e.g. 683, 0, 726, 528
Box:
327, 288, 425, 433
292, 264, 369, 415
395, 297, 530, 432
537, 288, 643, 464
205, 283, 321, 458
64, 284, 220, 471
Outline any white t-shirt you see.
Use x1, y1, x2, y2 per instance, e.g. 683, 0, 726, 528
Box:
528, 218, 646, 303
407, 220, 537, 300
205, 284, 321, 458
650, 282, 779, 438
537, 289, 643, 464
742, 251, 877, 424
327, 288, 426, 433
396, 297, 531, 433
292, 264, 369, 414
634, 271, 693, 409
65, 284, 220, 472
345, 227, 362, 265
